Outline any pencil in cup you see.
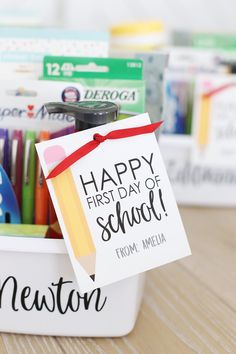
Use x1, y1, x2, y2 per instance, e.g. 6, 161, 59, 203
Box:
35, 131, 50, 225
10, 130, 23, 209
44, 145, 96, 281
197, 94, 211, 150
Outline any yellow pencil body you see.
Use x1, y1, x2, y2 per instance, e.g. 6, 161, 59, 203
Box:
52, 170, 96, 279
197, 95, 211, 149
45, 145, 96, 280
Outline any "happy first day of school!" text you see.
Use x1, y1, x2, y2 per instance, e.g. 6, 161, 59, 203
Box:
78, 152, 169, 242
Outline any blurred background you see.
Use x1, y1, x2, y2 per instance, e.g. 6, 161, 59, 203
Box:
62, 0, 236, 32
1, 0, 235, 32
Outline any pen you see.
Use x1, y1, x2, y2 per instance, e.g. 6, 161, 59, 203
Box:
0, 128, 10, 176
10, 130, 23, 209
22, 131, 36, 224
0, 165, 21, 224
35, 131, 50, 225
50, 126, 75, 139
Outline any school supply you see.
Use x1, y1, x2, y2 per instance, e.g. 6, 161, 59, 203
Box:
0, 58, 145, 233
0, 128, 73, 229
192, 75, 236, 168
51, 126, 75, 139
159, 72, 236, 206
0, 128, 10, 176
0, 223, 48, 237
22, 131, 36, 224
0, 27, 108, 78
35, 131, 50, 225
0, 165, 21, 224
43, 57, 145, 117
10, 130, 23, 209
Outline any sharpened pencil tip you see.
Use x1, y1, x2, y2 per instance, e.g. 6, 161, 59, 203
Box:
90, 274, 95, 281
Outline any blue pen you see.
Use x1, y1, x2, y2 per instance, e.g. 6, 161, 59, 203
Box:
0, 165, 21, 224
0, 129, 9, 176
164, 80, 187, 134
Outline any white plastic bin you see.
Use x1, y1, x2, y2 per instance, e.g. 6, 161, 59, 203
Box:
159, 135, 236, 206
0, 236, 145, 336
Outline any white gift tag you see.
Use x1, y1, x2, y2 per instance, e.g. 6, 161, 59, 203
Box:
36, 114, 191, 293
192, 75, 236, 167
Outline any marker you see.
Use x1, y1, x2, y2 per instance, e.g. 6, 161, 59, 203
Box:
185, 81, 194, 135
164, 80, 187, 134
22, 131, 36, 224
0, 165, 21, 224
10, 130, 23, 209
0, 129, 10, 176
44, 145, 96, 280
35, 131, 50, 225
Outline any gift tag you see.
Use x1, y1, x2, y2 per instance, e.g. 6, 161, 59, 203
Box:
36, 113, 191, 293
192, 75, 236, 167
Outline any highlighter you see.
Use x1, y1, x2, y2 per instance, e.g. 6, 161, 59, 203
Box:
44, 101, 118, 281
22, 131, 36, 224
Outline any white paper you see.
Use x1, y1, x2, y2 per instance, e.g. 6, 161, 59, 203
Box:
36, 114, 191, 293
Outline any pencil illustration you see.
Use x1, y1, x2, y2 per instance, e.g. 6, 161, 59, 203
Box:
197, 94, 211, 151
44, 145, 96, 281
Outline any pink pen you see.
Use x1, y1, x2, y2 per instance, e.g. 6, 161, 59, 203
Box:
10, 130, 23, 209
